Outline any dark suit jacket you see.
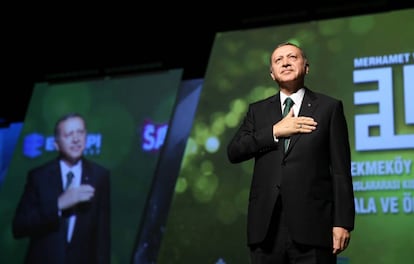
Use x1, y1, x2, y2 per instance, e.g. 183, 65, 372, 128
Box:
227, 87, 355, 247
12, 157, 110, 264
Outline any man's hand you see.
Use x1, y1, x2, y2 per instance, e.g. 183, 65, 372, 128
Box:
273, 108, 317, 138
332, 227, 351, 254
58, 184, 95, 210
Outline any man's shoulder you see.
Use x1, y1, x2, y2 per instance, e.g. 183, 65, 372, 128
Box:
82, 158, 109, 174
29, 159, 59, 174
250, 94, 278, 107
306, 88, 341, 104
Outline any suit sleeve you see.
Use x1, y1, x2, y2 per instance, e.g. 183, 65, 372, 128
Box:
227, 104, 278, 164
329, 100, 355, 231
12, 170, 60, 238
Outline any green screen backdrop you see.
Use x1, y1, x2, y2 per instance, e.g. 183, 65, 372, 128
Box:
157, 9, 414, 264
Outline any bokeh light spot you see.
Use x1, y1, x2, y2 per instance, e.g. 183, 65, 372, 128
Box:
205, 137, 220, 153
175, 177, 188, 193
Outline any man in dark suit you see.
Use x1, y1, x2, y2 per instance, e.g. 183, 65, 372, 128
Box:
13, 113, 110, 264
227, 42, 355, 264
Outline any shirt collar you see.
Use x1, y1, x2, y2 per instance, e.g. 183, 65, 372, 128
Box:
280, 88, 305, 116
60, 159, 82, 179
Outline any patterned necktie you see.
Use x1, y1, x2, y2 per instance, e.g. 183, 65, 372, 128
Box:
283, 97, 294, 152
64, 171, 74, 242
65, 171, 74, 190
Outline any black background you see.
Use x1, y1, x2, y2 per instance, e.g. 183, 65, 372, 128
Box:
3, 1, 413, 123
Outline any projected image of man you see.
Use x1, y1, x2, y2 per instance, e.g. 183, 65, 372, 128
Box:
12, 113, 111, 264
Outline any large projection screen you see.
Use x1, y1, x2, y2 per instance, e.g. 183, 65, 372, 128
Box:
0, 69, 183, 264
157, 9, 414, 264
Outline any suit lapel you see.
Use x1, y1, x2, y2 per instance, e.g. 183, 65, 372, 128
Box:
49, 159, 63, 195
267, 93, 282, 125
298, 88, 318, 118
72, 159, 94, 242
81, 159, 92, 185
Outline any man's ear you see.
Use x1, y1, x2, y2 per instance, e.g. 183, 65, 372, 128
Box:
270, 70, 276, 80
54, 141, 60, 151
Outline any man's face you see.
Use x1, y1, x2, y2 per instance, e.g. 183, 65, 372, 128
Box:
270, 45, 308, 84
54, 116, 86, 164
